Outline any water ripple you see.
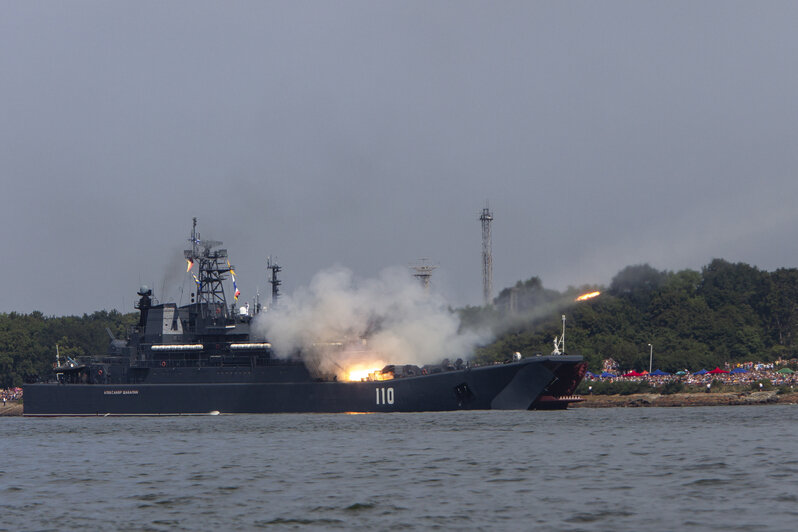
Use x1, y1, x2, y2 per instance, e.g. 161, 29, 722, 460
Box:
2, 405, 797, 530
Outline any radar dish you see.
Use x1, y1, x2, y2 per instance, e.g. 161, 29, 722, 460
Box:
199, 239, 222, 250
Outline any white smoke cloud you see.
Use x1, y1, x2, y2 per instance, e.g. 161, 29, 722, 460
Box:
254, 266, 484, 379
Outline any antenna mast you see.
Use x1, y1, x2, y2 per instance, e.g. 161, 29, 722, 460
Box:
267, 257, 282, 306
184, 218, 231, 324
552, 315, 566, 356
479, 204, 494, 306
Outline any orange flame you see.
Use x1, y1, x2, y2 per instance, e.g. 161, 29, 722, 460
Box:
575, 291, 601, 302
346, 368, 376, 381
346, 366, 391, 382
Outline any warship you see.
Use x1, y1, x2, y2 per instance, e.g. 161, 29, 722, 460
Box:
24, 220, 586, 416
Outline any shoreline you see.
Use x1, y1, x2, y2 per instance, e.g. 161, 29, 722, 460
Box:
0, 402, 23, 416
573, 391, 798, 408
3, 392, 798, 416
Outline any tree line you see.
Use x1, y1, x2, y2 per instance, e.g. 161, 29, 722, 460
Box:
463, 259, 798, 373
0, 310, 136, 387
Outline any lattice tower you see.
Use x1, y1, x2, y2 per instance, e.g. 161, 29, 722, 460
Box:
184, 217, 231, 324
480, 206, 494, 306
410, 259, 437, 293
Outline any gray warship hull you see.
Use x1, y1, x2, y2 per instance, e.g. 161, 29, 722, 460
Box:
24, 356, 585, 415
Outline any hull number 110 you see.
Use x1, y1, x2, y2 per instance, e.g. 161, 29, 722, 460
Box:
376, 387, 395, 405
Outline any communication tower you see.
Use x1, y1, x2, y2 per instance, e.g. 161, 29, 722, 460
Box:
410, 259, 437, 293
479, 204, 494, 306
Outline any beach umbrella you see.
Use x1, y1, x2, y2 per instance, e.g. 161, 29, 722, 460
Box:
675, 371, 687, 376
730, 367, 748, 374
693, 369, 708, 375
650, 369, 671, 376
776, 367, 795, 374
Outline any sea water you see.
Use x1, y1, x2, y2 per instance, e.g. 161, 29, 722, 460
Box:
2, 405, 797, 531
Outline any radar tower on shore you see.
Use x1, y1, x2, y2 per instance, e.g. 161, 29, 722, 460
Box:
410, 259, 437, 293
480, 204, 494, 307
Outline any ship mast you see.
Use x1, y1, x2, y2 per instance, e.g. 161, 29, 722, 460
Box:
267, 257, 281, 307
184, 217, 232, 324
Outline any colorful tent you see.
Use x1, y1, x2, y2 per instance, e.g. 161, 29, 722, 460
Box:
776, 367, 795, 374
730, 367, 748, 374
693, 369, 708, 375
707, 367, 729, 374
600, 372, 617, 378
650, 369, 671, 376
622, 370, 646, 377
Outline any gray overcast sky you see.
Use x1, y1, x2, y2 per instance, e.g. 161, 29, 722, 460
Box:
2, 1, 798, 316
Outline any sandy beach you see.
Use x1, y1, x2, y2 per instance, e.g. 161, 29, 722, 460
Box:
0, 402, 23, 416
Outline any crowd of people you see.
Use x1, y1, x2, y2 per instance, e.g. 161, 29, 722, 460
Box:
1, 388, 22, 405
585, 359, 798, 389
